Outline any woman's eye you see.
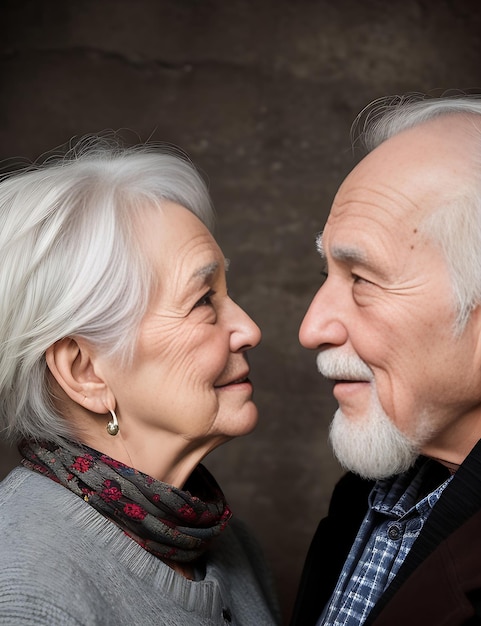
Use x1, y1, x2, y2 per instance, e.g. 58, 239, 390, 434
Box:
193, 290, 215, 308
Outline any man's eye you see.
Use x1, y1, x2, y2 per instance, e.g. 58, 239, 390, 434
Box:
352, 274, 372, 285
193, 290, 215, 308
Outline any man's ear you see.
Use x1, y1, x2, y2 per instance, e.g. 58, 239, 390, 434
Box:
45, 337, 115, 415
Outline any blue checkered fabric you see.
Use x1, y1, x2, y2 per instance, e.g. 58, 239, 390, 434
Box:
318, 462, 453, 626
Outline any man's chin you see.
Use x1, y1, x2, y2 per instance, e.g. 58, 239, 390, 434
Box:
333, 452, 418, 481
329, 408, 420, 481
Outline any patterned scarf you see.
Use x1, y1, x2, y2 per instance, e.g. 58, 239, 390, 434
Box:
19, 439, 232, 563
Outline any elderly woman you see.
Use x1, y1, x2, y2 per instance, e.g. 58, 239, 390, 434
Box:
0, 141, 280, 625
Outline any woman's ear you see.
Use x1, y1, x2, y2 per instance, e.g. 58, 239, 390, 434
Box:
45, 338, 115, 414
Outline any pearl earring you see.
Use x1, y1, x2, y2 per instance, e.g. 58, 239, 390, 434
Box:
106, 408, 119, 436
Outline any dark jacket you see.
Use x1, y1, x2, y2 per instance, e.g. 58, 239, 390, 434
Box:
290, 440, 481, 626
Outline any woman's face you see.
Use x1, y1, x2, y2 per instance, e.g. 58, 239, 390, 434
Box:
100, 202, 261, 449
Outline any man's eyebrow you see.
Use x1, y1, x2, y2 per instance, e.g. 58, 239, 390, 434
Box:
315, 233, 368, 264
315, 233, 325, 258
331, 245, 368, 264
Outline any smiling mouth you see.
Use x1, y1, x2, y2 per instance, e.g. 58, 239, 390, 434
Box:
214, 375, 250, 388
331, 378, 372, 387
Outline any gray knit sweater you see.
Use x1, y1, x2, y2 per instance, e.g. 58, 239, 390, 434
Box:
0, 466, 281, 625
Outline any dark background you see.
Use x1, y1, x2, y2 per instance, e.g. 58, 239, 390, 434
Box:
1, 1, 480, 621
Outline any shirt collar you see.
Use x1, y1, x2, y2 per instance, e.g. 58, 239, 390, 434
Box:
369, 458, 452, 520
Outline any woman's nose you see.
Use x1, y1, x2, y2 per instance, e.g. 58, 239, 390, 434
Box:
229, 299, 262, 352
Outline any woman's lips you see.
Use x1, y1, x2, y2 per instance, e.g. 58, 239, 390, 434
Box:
214, 374, 250, 389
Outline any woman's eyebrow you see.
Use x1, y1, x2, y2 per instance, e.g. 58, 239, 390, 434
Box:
190, 261, 219, 282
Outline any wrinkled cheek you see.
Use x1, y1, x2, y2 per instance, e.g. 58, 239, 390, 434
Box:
169, 361, 221, 418
378, 378, 418, 434
180, 394, 221, 439
365, 368, 395, 420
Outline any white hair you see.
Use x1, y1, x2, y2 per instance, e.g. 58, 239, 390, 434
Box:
0, 138, 214, 444
352, 92, 481, 329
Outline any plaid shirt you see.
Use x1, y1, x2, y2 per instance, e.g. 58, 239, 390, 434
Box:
318, 461, 453, 626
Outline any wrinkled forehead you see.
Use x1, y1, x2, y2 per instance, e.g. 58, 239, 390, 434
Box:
322, 117, 480, 246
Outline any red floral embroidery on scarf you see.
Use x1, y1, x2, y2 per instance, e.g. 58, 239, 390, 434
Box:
71, 454, 94, 473
99, 480, 123, 502
178, 504, 197, 522
123, 503, 147, 520
100, 485, 123, 501
20, 441, 232, 562
199, 510, 216, 524
100, 455, 126, 470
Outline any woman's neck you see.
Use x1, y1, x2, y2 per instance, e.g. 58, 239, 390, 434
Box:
80, 426, 229, 488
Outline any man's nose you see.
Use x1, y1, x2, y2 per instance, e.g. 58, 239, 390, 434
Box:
299, 284, 348, 349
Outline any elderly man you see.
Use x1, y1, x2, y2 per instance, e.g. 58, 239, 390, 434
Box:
291, 93, 481, 626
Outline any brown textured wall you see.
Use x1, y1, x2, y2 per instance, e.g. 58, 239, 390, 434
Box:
1, 0, 481, 621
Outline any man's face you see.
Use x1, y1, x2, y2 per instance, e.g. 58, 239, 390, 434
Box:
299, 116, 481, 473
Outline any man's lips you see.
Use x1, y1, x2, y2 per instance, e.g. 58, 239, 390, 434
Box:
331, 379, 371, 401
332, 378, 371, 384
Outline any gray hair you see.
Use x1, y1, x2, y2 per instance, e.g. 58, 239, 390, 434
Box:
352, 92, 481, 329
0, 138, 214, 444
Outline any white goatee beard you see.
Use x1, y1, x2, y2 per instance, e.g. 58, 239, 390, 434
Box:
317, 348, 430, 480
329, 401, 420, 480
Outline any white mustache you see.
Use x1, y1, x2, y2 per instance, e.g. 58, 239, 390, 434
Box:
316, 349, 374, 381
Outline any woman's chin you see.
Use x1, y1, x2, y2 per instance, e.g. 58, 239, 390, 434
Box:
214, 402, 259, 439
